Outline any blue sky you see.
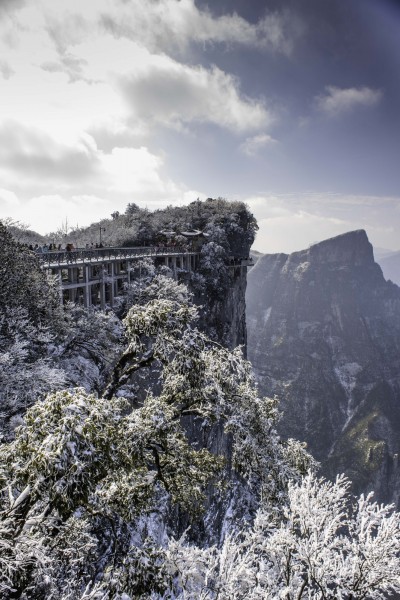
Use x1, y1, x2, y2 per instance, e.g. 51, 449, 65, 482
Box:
0, 0, 399, 252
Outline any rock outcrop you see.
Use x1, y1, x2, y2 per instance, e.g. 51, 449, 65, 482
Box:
247, 230, 400, 505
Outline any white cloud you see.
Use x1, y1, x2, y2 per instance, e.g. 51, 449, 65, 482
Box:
316, 86, 383, 116
101, 147, 175, 194
0, 120, 194, 199
0, 124, 207, 233
100, 0, 296, 55
240, 133, 277, 156
0, 193, 109, 234
0, 121, 100, 182
0, 0, 277, 141
0, 188, 20, 207
119, 61, 271, 133
0, 59, 14, 79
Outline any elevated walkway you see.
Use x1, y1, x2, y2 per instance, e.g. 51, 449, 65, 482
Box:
38, 246, 253, 309
39, 246, 200, 309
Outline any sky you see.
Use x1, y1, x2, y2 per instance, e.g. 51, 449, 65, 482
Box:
0, 0, 400, 253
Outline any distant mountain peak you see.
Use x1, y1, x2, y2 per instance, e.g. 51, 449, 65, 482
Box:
307, 229, 374, 266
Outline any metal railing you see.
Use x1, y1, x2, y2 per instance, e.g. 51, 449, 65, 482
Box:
37, 246, 198, 267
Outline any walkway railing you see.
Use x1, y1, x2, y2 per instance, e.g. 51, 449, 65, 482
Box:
37, 246, 195, 268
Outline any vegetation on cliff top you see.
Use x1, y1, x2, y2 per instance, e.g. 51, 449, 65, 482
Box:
12, 198, 258, 256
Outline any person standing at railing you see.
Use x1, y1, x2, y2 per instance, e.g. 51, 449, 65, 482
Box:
66, 243, 74, 262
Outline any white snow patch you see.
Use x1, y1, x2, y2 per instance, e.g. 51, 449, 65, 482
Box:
331, 302, 344, 330
298, 321, 318, 337
293, 261, 310, 281
334, 362, 362, 397
263, 307, 272, 325
334, 362, 363, 427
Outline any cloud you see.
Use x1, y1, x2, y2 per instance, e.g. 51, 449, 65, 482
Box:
0, 188, 19, 207
42, 13, 97, 83
0, 119, 207, 233
0, 121, 100, 181
0, 119, 195, 201
101, 147, 171, 194
0, 0, 25, 18
100, 0, 297, 55
40, 53, 94, 84
0, 193, 111, 234
240, 133, 277, 157
0, 59, 14, 79
316, 86, 383, 116
0, 0, 276, 136
45, 12, 88, 54
119, 61, 271, 133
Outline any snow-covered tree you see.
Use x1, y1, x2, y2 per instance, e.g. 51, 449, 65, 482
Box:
0, 220, 60, 327
57, 302, 123, 393
164, 472, 400, 599
119, 258, 191, 314
0, 307, 66, 439
0, 290, 311, 598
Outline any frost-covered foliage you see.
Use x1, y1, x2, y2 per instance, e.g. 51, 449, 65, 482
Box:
0, 288, 313, 598
57, 303, 123, 392
0, 388, 221, 598
121, 258, 191, 314
163, 473, 400, 599
198, 237, 230, 299
0, 220, 60, 326
0, 218, 125, 422
3, 216, 398, 599
0, 303, 123, 439
36, 198, 258, 254
0, 308, 66, 438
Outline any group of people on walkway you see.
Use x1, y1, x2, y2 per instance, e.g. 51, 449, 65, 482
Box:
29, 243, 63, 253
29, 242, 105, 253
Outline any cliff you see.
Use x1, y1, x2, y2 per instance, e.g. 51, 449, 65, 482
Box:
195, 262, 248, 352
247, 230, 400, 505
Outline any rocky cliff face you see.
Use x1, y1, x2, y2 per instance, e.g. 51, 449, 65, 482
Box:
247, 230, 400, 505
197, 263, 248, 352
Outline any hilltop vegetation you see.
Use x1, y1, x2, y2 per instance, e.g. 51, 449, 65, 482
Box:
12, 198, 258, 255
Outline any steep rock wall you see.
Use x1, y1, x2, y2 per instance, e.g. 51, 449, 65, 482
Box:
247, 230, 400, 505
196, 263, 248, 352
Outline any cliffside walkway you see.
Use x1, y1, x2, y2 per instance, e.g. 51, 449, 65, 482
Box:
38, 246, 201, 309
39, 245, 253, 309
